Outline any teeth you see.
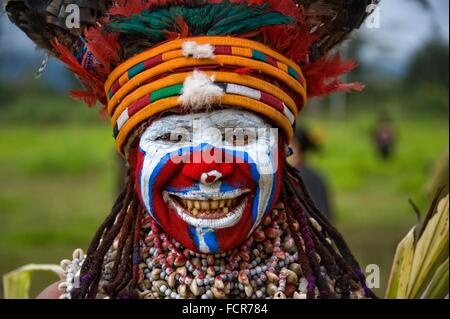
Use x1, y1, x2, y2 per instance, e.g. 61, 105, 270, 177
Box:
176, 196, 246, 218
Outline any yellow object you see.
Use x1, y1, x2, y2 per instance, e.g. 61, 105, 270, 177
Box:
107, 55, 306, 115
111, 71, 299, 127
426, 149, 449, 202
386, 195, 449, 299
3, 264, 63, 299
105, 36, 305, 92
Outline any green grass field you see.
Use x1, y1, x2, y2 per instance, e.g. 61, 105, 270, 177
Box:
305, 113, 449, 296
0, 95, 448, 298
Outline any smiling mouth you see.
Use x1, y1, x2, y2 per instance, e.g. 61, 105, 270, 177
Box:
163, 189, 251, 229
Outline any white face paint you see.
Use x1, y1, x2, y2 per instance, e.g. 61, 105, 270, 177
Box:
137, 109, 282, 253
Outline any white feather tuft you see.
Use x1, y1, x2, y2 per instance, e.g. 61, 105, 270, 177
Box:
179, 70, 224, 111
182, 41, 215, 59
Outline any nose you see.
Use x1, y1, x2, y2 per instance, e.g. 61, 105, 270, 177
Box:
182, 162, 234, 185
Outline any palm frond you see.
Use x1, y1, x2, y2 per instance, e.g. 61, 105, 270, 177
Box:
386, 195, 449, 299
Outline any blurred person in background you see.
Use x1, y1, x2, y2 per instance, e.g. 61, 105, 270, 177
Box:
289, 127, 334, 220
372, 114, 396, 161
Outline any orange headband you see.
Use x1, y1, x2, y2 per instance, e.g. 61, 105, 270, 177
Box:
105, 36, 306, 93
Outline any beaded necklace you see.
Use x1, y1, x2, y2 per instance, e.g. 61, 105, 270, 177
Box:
58, 203, 363, 299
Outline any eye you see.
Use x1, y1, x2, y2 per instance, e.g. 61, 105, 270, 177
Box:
155, 132, 188, 143
223, 132, 252, 146
155, 133, 172, 142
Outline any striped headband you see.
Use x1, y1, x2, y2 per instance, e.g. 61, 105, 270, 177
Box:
105, 36, 308, 154
113, 79, 297, 137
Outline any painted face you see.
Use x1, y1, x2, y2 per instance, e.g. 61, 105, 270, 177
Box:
136, 109, 283, 254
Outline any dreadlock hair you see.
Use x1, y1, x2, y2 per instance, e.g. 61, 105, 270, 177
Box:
71, 151, 376, 299
282, 163, 378, 299
70, 165, 142, 299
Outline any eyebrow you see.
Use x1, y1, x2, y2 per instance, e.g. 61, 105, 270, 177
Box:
210, 112, 269, 128
149, 110, 270, 133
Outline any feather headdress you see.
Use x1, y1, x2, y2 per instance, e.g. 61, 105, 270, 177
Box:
5, 0, 380, 152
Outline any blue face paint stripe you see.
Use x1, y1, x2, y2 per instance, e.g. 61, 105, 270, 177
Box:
221, 148, 261, 224
264, 145, 279, 220
166, 185, 201, 194
250, 164, 262, 223
146, 151, 172, 222
204, 229, 220, 254
219, 183, 239, 193
265, 173, 277, 221
188, 226, 200, 250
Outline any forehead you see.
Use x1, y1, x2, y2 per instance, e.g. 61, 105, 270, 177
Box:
147, 109, 272, 132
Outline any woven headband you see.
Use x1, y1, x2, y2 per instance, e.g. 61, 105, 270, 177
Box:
105, 36, 308, 154
113, 80, 296, 135
105, 36, 306, 94
111, 71, 298, 127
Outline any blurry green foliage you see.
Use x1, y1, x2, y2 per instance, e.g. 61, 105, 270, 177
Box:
0, 76, 102, 125
406, 40, 449, 91
405, 83, 449, 115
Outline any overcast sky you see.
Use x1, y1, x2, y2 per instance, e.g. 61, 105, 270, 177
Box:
1, 0, 449, 78
359, 0, 449, 72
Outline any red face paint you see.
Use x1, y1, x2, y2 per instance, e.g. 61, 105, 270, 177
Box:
135, 110, 284, 253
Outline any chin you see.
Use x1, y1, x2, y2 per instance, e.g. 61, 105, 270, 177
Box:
150, 187, 262, 254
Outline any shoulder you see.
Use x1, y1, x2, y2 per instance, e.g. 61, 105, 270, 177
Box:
36, 281, 63, 299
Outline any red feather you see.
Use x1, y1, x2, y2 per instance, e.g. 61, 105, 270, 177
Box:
52, 39, 92, 80
69, 90, 98, 107
333, 82, 366, 93
304, 53, 363, 97
165, 16, 191, 40
176, 16, 190, 38
52, 39, 106, 107
109, 0, 151, 17
260, 4, 314, 64
84, 27, 121, 74
262, 24, 314, 64
109, 0, 191, 17
99, 106, 109, 121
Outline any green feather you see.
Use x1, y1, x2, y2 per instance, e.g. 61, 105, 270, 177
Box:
105, 1, 293, 41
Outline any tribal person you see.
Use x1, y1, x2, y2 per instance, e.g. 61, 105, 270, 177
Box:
5, 0, 379, 299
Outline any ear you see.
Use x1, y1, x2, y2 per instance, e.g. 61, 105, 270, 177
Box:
4, 0, 107, 53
